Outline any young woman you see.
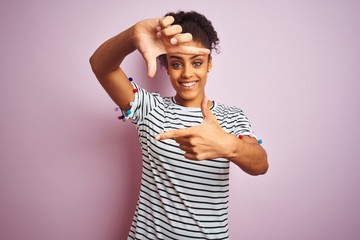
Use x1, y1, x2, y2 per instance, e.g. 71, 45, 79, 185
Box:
90, 10, 268, 240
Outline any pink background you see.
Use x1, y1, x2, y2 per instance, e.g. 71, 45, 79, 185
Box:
1, 0, 360, 239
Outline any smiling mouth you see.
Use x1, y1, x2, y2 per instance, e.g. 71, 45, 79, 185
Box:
179, 81, 199, 88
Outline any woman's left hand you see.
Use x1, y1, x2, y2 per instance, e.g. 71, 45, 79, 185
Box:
155, 97, 231, 160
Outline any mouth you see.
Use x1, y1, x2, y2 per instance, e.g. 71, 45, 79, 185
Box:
179, 81, 199, 89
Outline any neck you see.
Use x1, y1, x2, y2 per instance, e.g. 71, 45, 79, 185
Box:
174, 94, 213, 108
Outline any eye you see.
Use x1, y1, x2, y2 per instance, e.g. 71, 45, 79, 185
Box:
171, 62, 183, 68
193, 61, 202, 67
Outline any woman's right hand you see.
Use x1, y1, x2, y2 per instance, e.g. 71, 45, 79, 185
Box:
90, 16, 210, 111
132, 16, 210, 78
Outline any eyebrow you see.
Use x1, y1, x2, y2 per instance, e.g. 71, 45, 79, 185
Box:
169, 55, 201, 60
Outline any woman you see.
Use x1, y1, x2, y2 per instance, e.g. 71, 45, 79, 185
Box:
90, 10, 268, 240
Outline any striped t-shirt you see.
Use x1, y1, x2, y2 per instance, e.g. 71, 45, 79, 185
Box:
127, 83, 254, 240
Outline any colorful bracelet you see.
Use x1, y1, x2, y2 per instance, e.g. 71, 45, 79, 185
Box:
238, 134, 263, 144
115, 77, 137, 122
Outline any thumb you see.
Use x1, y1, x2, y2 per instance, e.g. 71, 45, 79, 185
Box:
201, 96, 212, 120
143, 53, 157, 78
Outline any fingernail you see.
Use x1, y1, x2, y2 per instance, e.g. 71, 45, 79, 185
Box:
155, 135, 160, 140
170, 38, 177, 45
156, 26, 161, 31
156, 32, 161, 38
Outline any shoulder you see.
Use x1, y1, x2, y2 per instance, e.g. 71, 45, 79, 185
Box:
212, 101, 245, 116
132, 82, 163, 102
213, 101, 254, 134
162, 96, 173, 107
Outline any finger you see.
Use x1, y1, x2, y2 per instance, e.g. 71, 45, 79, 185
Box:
160, 25, 182, 37
143, 53, 157, 78
155, 128, 192, 140
184, 152, 204, 161
184, 152, 196, 160
159, 16, 175, 28
170, 33, 193, 45
175, 137, 193, 147
170, 46, 210, 55
201, 96, 212, 119
178, 144, 193, 153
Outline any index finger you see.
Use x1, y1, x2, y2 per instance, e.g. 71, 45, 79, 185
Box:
155, 128, 192, 140
169, 45, 211, 55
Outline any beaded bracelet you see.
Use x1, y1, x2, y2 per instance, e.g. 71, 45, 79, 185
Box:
114, 77, 137, 122
238, 134, 263, 144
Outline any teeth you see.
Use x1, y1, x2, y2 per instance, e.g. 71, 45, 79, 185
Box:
181, 82, 196, 87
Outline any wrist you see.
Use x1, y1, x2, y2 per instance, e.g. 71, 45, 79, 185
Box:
128, 25, 137, 49
121, 26, 137, 53
222, 133, 242, 159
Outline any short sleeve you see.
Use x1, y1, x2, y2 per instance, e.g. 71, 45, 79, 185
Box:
232, 108, 258, 140
122, 82, 163, 125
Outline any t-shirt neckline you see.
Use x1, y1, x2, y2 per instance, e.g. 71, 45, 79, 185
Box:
170, 96, 217, 111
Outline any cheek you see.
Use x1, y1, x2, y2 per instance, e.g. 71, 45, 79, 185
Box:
169, 75, 179, 88
169, 71, 180, 81
197, 68, 208, 79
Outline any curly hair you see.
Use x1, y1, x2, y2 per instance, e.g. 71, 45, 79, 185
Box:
159, 10, 220, 67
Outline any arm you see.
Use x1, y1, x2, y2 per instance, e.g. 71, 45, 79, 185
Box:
220, 134, 268, 175
155, 97, 268, 176
89, 26, 136, 111
89, 17, 210, 110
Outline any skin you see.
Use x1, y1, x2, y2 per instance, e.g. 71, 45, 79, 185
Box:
90, 16, 268, 175
155, 97, 268, 175
166, 40, 212, 108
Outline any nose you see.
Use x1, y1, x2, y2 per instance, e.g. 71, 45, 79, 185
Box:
181, 64, 194, 79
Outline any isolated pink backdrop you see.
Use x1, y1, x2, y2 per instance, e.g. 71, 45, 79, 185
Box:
1, 0, 360, 239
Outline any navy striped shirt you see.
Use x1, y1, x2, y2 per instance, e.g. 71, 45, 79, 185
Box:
127, 83, 254, 239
